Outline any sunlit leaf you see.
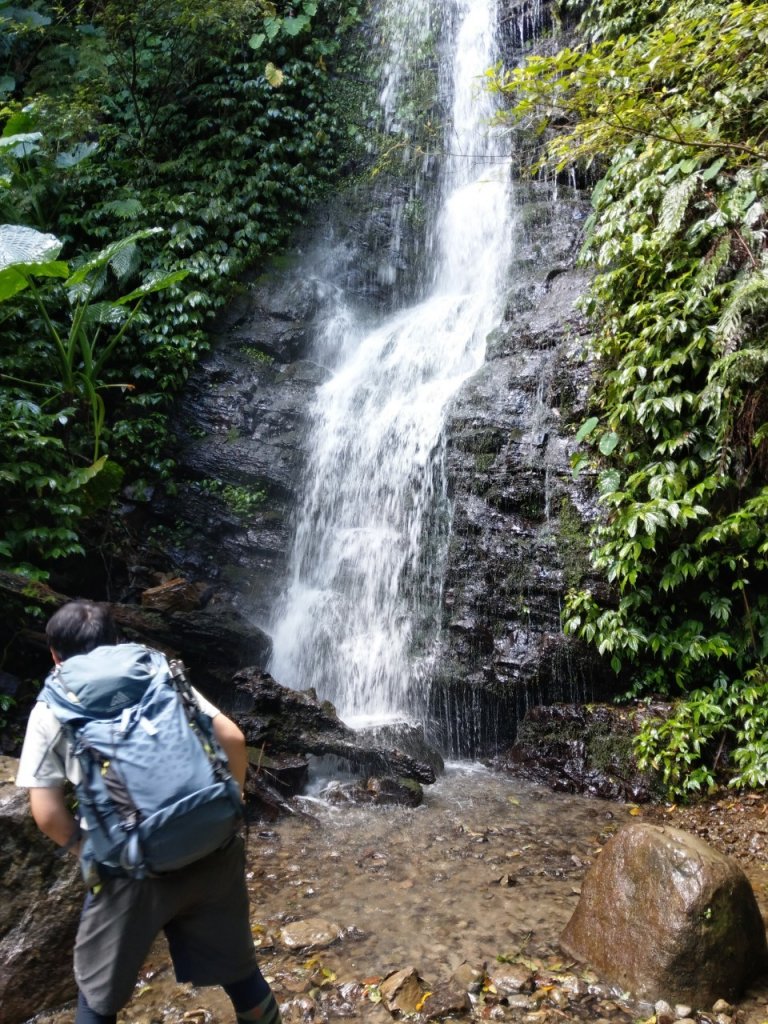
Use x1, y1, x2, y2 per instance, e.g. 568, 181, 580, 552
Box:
265, 62, 284, 88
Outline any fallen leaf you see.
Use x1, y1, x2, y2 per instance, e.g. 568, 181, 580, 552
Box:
416, 991, 433, 1012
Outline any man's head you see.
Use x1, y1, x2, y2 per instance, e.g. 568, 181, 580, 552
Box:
46, 600, 118, 662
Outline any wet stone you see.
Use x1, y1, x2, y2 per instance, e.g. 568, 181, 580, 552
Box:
548, 988, 571, 1009
279, 917, 342, 951
422, 983, 473, 1018
713, 1001, 734, 1015
655, 999, 674, 1024
506, 994, 534, 1010
379, 966, 426, 1014
559, 974, 588, 997
452, 960, 487, 993
489, 965, 535, 995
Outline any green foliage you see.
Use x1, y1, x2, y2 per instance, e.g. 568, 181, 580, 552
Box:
195, 478, 267, 517
492, 0, 768, 795
0, 0, 370, 582
0, 223, 183, 566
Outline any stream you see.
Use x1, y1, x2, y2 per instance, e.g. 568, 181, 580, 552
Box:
28, 766, 768, 1024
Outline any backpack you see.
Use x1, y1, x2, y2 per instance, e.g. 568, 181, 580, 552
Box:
40, 642, 243, 881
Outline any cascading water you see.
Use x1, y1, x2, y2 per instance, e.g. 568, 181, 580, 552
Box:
269, 0, 514, 730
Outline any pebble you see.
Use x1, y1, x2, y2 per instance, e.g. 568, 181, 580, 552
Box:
548, 988, 571, 1009
559, 974, 588, 997
506, 994, 533, 1010
655, 999, 674, 1024
713, 1000, 734, 1015
675, 1006, 693, 1019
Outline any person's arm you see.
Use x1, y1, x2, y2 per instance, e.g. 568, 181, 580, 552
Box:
28, 786, 80, 852
212, 713, 248, 796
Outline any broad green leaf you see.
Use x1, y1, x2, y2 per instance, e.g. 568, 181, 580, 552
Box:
65, 229, 162, 286
55, 142, 99, 168
599, 431, 620, 456
700, 157, 726, 182
574, 416, 599, 444
0, 224, 62, 270
598, 469, 621, 494
0, 259, 69, 302
0, 131, 42, 158
283, 15, 309, 35
115, 268, 189, 305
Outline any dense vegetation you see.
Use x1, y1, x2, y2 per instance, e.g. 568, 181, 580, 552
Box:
0, 0, 366, 586
492, 0, 768, 795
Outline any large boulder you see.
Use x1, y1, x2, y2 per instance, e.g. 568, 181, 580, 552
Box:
0, 756, 83, 1023
560, 821, 768, 1007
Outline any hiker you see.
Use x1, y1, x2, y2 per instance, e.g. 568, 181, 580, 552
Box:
16, 599, 282, 1024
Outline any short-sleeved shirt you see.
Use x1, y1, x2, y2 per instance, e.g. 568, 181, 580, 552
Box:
15, 686, 220, 789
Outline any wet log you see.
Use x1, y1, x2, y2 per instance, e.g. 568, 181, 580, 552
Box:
0, 569, 271, 700
232, 668, 437, 785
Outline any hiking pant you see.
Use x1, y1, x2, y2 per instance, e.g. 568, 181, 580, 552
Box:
75, 835, 258, 1014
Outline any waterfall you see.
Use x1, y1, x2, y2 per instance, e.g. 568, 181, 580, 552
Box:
269, 0, 514, 729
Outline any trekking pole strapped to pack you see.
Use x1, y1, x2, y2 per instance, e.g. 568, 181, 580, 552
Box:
41, 643, 244, 881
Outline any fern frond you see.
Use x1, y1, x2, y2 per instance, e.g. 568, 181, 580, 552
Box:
655, 175, 698, 244
717, 270, 768, 352
692, 234, 731, 299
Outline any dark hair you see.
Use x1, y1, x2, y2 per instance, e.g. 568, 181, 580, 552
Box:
46, 600, 118, 660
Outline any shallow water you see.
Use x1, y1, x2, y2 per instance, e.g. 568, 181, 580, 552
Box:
28, 765, 768, 1024
247, 763, 626, 981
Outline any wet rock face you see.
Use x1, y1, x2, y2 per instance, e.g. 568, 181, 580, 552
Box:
143, 270, 327, 629
429, 184, 616, 756
498, 703, 659, 802
0, 758, 83, 1024
560, 822, 768, 1007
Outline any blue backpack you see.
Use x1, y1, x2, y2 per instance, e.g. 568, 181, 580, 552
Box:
41, 643, 243, 881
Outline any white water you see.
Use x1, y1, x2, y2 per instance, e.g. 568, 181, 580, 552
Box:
270, 0, 513, 723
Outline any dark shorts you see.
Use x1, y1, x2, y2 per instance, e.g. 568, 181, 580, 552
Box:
74, 835, 258, 1015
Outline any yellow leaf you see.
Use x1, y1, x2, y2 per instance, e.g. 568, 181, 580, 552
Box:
508, 797, 520, 805
367, 987, 382, 1004
416, 992, 433, 1012
629, 806, 642, 816
265, 62, 284, 88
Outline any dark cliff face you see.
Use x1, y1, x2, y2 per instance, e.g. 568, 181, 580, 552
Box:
428, 182, 616, 757
138, 0, 617, 753
142, 266, 326, 635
